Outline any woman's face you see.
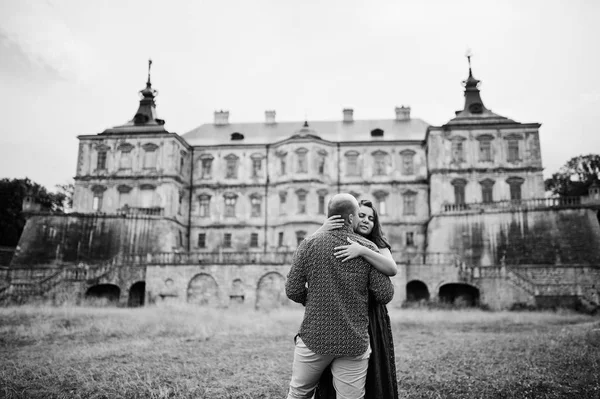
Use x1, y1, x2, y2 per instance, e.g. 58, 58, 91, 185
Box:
357, 205, 375, 236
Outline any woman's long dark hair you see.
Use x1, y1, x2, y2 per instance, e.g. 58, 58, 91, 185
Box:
359, 199, 390, 250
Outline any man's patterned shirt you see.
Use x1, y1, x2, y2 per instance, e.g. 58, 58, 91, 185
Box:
285, 225, 395, 356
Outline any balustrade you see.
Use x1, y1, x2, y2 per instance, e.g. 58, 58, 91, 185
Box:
441, 196, 586, 214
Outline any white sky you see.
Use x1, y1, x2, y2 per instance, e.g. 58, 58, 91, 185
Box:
1, 0, 599, 191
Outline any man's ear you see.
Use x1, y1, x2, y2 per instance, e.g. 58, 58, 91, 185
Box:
348, 213, 354, 225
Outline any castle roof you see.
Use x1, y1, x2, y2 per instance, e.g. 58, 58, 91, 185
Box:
182, 118, 430, 146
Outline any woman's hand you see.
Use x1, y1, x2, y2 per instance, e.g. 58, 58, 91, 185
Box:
316, 215, 345, 233
334, 238, 365, 262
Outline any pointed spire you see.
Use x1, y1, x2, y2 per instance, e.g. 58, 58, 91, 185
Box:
460, 50, 487, 115
132, 59, 164, 126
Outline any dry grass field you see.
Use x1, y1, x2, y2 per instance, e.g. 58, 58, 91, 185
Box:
0, 304, 599, 399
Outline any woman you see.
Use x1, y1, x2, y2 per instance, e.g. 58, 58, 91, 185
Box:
313, 199, 399, 399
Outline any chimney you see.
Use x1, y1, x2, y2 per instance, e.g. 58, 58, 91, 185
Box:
395, 106, 411, 121
343, 108, 354, 123
265, 110, 276, 125
214, 110, 230, 125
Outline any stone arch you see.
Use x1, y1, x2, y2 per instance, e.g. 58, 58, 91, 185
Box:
128, 281, 146, 307
406, 280, 430, 302
85, 284, 120, 306
187, 273, 219, 305
230, 278, 245, 304
438, 283, 480, 307
256, 272, 288, 310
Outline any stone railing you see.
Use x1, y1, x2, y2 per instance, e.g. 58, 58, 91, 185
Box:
119, 251, 462, 266
441, 196, 587, 214
117, 206, 164, 217
121, 251, 296, 265
505, 267, 538, 296
0, 257, 118, 301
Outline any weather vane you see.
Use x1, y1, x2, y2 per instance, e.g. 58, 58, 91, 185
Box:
147, 58, 153, 85
465, 48, 473, 70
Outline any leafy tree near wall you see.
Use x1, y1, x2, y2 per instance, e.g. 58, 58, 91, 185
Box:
545, 154, 600, 197
0, 178, 70, 247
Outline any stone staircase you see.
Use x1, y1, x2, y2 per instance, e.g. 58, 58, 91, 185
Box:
0, 258, 117, 304
505, 266, 599, 312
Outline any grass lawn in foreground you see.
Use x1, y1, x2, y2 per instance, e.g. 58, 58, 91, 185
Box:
0, 305, 599, 399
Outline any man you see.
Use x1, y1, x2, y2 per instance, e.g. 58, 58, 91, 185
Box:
285, 193, 394, 399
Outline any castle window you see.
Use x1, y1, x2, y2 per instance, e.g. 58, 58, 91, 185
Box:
402, 191, 417, 215
400, 150, 415, 175
199, 195, 210, 217
231, 132, 244, 141
97, 151, 107, 170
373, 191, 388, 216
278, 232, 284, 247
480, 179, 495, 204
117, 185, 132, 208
318, 193, 326, 215
200, 155, 213, 179
142, 143, 158, 169
92, 193, 103, 212
224, 194, 237, 217
406, 232, 415, 246
507, 177, 525, 201
179, 231, 183, 247
252, 158, 262, 178
371, 128, 384, 137
451, 179, 467, 205
451, 139, 465, 163
223, 233, 232, 248
477, 135, 493, 162
372, 151, 388, 176
345, 151, 359, 176
250, 233, 259, 248
296, 231, 307, 246
180, 157, 184, 174
296, 189, 307, 214
198, 233, 206, 248
279, 191, 287, 215
225, 154, 239, 179
296, 148, 308, 173
507, 139, 519, 162
118, 143, 134, 170
250, 195, 262, 217
91, 185, 106, 212
280, 156, 287, 175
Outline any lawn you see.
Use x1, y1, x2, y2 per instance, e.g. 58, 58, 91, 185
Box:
0, 305, 599, 399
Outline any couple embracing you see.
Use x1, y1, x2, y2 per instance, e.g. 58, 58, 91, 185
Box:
285, 193, 399, 399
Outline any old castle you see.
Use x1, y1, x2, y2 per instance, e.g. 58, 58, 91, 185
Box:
2, 60, 599, 310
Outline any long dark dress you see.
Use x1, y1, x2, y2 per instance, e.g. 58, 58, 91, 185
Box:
314, 294, 399, 398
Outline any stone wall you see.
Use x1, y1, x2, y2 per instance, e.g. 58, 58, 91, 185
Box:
11, 214, 182, 267
427, 208, 600, 267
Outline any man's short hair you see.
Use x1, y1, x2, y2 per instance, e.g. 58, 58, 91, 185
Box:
327, 193, 358, 224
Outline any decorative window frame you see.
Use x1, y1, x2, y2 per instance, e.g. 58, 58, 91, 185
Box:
400, 149, 416, 175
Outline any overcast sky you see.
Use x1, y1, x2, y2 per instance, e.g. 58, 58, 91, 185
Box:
1, 0, 599, 191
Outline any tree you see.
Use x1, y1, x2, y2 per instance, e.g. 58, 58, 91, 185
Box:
545, 154, 600, 197
0, 178, 67, 247
55, 181, 74, 210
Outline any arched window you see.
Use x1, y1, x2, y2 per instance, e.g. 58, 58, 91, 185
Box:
224, 193, 238, 217
250, 194, 262, 217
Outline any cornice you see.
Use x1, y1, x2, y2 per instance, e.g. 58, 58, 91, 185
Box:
428, 166, 543, 175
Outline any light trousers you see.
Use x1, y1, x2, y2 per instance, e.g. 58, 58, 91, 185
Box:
286, 336, 371, 399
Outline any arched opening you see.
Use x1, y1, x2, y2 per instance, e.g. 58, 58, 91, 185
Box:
187, 273, 219, 306
256, 272, 288, 310
128, 281, 146, 307
230, 278, 245, 305
406, 280, 430, 302
85, 284, 120, 306
438, 283, 480, 307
